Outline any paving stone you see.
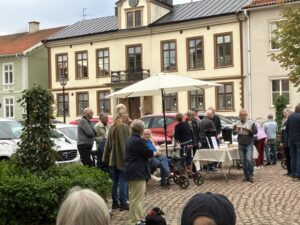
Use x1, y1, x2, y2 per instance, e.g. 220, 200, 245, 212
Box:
110, 164, 300, 225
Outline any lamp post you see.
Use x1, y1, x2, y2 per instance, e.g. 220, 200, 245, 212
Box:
59, 76, 67, 123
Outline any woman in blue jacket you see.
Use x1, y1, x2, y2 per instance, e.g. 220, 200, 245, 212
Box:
124, 119, 154, 225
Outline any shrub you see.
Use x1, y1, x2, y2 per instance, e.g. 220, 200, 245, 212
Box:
15, 84, 57, 172
0, 161, 111, 225
274, 95, 288, 132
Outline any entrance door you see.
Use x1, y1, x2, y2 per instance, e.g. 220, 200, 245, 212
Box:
128, 97, 140, 119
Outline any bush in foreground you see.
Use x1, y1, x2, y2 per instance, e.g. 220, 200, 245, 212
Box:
0, 161, 111, 225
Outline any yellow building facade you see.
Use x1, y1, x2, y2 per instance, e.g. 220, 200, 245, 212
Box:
45, 0, 248, 122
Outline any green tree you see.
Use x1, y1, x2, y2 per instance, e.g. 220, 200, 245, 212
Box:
274, 95, 288, 132
271, 5, 300, 91
14, 84, 58, 172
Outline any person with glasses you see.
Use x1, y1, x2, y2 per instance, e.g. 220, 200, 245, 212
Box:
233, 109, 257, 183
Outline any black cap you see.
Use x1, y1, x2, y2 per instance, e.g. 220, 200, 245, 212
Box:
146, 207, 166, 225
181, 192, 236, 225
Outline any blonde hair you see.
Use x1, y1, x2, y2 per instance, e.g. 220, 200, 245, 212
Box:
56, 187, 110, 225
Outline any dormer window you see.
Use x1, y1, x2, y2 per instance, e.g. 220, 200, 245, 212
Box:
126, 10, 142, 28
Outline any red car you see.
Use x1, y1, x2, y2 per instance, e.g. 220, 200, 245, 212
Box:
69, 116, 113, 126
140, 113, 187, 145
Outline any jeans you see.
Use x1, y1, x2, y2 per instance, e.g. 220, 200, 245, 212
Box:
265, 143, 277, 163
150, 156, 170, 184
239, 143, 254, 178
111, 167, 128, 206
290, 141, 300, 177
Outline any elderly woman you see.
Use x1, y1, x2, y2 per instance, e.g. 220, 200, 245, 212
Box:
124, 119, 154, 225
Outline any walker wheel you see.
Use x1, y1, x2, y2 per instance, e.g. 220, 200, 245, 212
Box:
173, 175, 180, 185
178, 175, 189, 189
281, 159, 287, 169
193, 172, 204, 186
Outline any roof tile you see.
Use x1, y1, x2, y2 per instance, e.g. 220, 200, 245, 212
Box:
0, 27, 65, 55
244, 0, 300, 9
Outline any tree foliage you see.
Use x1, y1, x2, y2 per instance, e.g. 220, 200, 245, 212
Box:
274, 95, 288, 132
14, 84, 58, 172
271, 5, 300, 92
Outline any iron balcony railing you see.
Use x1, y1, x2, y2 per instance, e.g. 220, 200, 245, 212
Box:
111, 69, 150, 83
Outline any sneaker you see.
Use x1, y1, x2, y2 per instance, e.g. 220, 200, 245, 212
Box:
254, 166, 260, 170
119, 204, 129, 211
272, 162, 277, 165
112, 203, 120, 209
249, 177, 254, 183
264, 162, 271, 166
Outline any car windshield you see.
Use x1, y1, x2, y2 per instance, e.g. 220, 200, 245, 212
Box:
0, 121, 23, 139
58, 127, 78, 141
50, 129, 64, 139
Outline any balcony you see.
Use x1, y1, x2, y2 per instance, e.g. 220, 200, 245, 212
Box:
111, 69, 150, 83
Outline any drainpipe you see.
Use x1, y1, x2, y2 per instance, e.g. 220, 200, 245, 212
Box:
244, 9, 252, 119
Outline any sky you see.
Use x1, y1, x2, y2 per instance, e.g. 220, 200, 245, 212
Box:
0, 0, 195, 35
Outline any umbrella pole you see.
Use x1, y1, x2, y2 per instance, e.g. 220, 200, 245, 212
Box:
161, 89, 168, 157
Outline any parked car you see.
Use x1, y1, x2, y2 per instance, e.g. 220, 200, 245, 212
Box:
140, 112, 234, 145
55, 123, 97, 151
0, 118, 80, 164
140, 113, 186, 145
69, 116, 113, 126
225, 116, 240, 123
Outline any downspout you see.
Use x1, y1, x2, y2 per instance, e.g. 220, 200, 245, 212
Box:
244, 9, 252, 119
235, 13, 245, 110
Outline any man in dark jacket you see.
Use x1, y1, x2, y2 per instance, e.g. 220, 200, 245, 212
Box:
286, 103, 300, 179
199, 110, 217, 149
77, 108, 96, 167
281, 108, 291, 175
233, 109, 257, 183
208, 107, 222, 142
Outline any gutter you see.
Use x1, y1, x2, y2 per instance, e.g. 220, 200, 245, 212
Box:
244, 9, 252, 119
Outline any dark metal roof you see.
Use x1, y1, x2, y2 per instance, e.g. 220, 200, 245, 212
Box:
153, 0, 251, 25
47, 0, 251, 41
47, 16, 118, 40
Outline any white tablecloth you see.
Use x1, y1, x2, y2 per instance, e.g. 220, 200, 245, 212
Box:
193, 146, 259, 170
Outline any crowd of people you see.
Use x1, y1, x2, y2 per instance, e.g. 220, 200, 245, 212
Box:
66, 102, 300, 225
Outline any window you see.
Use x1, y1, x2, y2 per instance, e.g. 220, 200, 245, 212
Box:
126, 10, 142, 28
187, 37, 204, 70
164, 93, 177, 112
216, 83, 234, 111
56, 54, 68, 80
271, 79, 289, 105
161, 40, 177, 72
3, 63, 14, 85
270, 21, 280, 50
215, 33, 233, 67
96, 49, 110, 77
189, 89, 205, 111
3, 97, 14, 118
127, 45, 142, 71
75, 51, 88, 78
76, 92, 89, 115
97, 91, 111, 114
57, 93, 69, 116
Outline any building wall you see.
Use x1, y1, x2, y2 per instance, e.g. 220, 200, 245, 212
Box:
0, 57, 24, 120
49, 15, 243, 122
247, 6, 300, 120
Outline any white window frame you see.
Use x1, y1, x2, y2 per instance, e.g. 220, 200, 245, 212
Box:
270, 78, 290, 107
3, 96, 15, 118
2, 63, 14, 85
269, 19, 283, 51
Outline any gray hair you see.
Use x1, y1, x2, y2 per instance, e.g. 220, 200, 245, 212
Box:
176, 113, 183, 122
130, 119, 145, 136
56, 187, 110, 225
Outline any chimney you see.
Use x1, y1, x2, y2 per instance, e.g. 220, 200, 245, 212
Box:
28, 21, 40, 33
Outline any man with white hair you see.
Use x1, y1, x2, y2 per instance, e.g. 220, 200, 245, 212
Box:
77, 108, 96, 167
199, 110, 217, 148
233, 109, 257, 183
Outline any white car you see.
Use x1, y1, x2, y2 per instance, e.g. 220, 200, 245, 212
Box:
55, 123, 97, 151
0, 118, 80, 164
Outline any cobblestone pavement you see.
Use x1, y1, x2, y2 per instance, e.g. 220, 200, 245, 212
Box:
110, 164, 300, 225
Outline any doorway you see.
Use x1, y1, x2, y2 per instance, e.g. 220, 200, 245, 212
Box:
128, 97, 140, 119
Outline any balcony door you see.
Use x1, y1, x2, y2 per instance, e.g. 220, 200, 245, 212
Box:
127, 45, 142, 81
